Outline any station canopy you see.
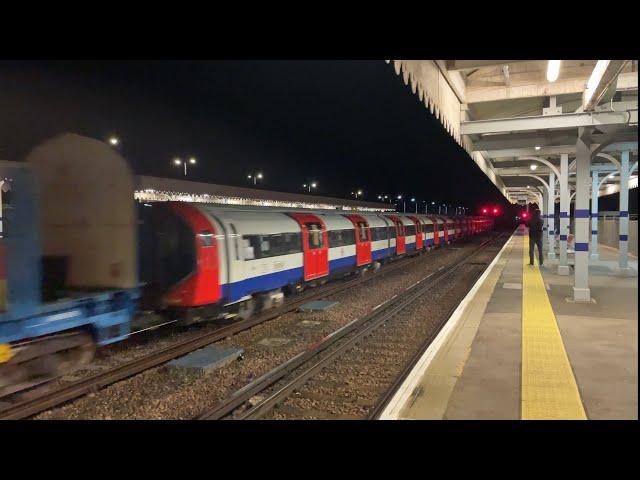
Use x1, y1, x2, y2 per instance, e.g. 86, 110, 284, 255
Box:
387, 60, 638, 204
135, 175, 394, 212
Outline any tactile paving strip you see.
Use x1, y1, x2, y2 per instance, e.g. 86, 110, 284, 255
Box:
521, 236, 587, 420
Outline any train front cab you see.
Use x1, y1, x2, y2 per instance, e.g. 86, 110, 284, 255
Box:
158, 202, 221, 309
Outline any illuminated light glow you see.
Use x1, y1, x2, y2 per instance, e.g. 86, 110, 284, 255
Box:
583, 60, 611, 108
108, 136, 119, 146
411, 198, 416, 202
530, 164, 537, 171
311, 182, 317, 188
535, 146, 541, 151
546, 60, 561, 82
397, 195, 402, 199
248, 175, 252, 179
133, 190, 395, 212
174, 158, 182, 165
189, 157, 197, 164
257, 173, 263, 179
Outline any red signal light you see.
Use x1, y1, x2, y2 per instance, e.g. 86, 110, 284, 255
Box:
482, 208, 488, 214
522, 212, 528, 219
493, 208, 499, 215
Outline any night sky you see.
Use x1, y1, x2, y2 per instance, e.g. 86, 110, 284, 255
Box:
1, 60, 519, 212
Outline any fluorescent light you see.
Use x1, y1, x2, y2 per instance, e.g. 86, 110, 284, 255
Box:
546, 60, 561, 82
530, 164, 538, 171
535, 146, 541, 151
583, 60, 611, 108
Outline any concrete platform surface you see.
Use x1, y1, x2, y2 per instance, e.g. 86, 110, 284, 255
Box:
382, 228, 637, 420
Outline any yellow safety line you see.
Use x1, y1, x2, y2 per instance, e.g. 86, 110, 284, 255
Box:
521, 235, 587, 420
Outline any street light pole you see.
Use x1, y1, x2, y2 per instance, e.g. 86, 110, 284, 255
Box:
247, 171, 264, 186
303, 182, 318, 193
173, 157, 197, 176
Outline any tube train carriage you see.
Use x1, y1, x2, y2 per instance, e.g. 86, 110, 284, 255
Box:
139, 202, 493, 324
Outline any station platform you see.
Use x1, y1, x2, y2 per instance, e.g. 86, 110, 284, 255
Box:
381, 226, 638, 420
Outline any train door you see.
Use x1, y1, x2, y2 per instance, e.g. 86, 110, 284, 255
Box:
287, 213, 329, 281
407, 216, 423, 250
342, 214, 372, 266
441, 219, 449, 243
385, 215, 405, 255
429, 216, 440, 246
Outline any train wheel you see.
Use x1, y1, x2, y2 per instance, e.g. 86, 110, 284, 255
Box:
287, 282, 305, 294
237, 298, 255, 321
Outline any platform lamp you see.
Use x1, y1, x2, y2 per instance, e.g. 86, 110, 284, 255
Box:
396, 195, 406, 213
411, 197, 417, 213
247, 171, 264, 186
173, 157, 196, 176
303, 182, 318, 193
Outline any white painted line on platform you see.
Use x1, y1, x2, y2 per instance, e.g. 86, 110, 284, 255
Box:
378, 232, 516, 420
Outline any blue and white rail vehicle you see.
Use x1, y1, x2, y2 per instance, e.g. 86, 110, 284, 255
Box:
0, 135, 139, 395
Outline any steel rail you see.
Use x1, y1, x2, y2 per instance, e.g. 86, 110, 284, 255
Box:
198, 234, 502, 420
367, 236, 505, 419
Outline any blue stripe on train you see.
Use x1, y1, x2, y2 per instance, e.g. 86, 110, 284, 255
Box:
223, 267, 304, 303
224, 254, 361, 302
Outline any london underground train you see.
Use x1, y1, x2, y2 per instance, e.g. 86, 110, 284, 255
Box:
140, 202, 493, 323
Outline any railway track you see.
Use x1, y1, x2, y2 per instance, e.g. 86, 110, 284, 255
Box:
196, 233, 505, 420
0, 238, 467, 420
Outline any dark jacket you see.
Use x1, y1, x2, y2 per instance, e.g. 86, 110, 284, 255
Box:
527, 216, 543, 239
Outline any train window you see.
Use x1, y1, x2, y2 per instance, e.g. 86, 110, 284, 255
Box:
406, 225, 416, 236
305, 222, 324, 249
328, 229, 355, 247
265, 232, 302, 257
423, 223, 434, 233
388, 225, 396, 239
198, 230, 214, 247
243, 233, 301, 259
370, 227, 385, 242
357, 222, 368, 242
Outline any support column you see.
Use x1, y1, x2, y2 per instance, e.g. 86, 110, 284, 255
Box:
542, 187, 548, 248
558, 154, 570, 275
618, 151, 632, 275
590, 171, 599, 260
573, 132, 591, 302
547, 172, 556, 259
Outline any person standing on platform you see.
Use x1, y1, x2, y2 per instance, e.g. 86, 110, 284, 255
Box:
527, 208, 544, 266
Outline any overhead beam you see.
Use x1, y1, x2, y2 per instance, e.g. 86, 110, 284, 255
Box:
460, 107, 637, 135
445, 60, 525, 72
582, 61, 628, 111
473, 131, 637, 151
483, 141, 638, 158
466, 70, 637, 104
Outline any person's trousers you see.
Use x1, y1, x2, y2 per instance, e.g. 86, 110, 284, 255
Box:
529, 236, 543, 265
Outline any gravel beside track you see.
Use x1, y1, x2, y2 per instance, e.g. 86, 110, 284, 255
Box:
33, 235, 501, 419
